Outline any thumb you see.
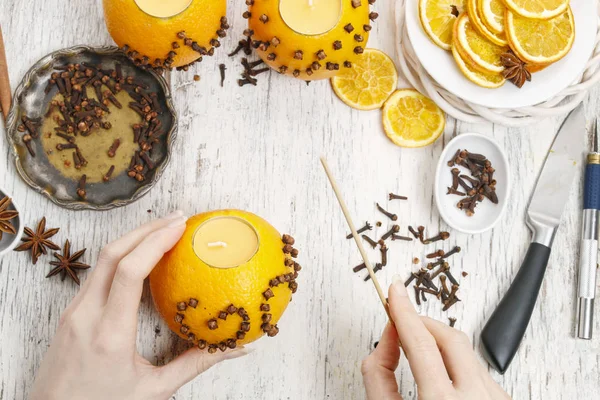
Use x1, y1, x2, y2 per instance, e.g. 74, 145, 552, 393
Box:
361, 323, 403, 400
156, 345, 253, 394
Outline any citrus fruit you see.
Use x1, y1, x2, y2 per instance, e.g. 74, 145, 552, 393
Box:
466, 0, 507, 46
103, 0, 227, 69
503, 0, 569, 20
505, 7, 574, 64
247, 0, 372, 80
454, 13, 508, 73
149, 210, 301, 351
419, 0, 466, 50
479, 0, 506, 34
452, 44, 505, 88
331, 49, 398, 110
382, 89, 445, 148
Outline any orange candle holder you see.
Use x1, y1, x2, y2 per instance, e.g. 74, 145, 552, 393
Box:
245, 0, 378, 80
103, 0, 228, 71
149, 210, 301, 352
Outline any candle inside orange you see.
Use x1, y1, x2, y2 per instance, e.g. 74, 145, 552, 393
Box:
133, 0, 192, 17
279, 0, 342, 35
192, 217, 259, 268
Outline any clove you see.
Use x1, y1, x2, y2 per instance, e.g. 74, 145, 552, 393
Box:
346, 221, 372, 239
362, 235, 378, 248
376, 203, 397, 221
389, 193, 408, 200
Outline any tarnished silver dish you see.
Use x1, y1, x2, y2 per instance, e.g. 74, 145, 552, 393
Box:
5, 45, 177, 211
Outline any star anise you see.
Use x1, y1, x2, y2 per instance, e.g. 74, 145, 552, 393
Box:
0, 196, 19, 241
13, 217, 60, 264
46, 240, 90, 285
501, 51, 531, 88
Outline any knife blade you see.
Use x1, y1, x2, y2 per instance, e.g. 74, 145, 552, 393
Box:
480, 103, 586, 374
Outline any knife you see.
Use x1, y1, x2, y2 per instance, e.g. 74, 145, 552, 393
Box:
576, 119, 600, 340
480, 104, 586, 374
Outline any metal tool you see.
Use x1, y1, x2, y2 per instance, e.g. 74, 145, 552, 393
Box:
576, 119, 600, 340
480, 104, 587, 374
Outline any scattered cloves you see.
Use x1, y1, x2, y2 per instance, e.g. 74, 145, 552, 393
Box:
376, 203, 397, 221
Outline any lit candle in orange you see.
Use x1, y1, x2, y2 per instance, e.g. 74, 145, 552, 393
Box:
192, 217, 259, 268
133, 0, 193, 18
279, 0, 342, 35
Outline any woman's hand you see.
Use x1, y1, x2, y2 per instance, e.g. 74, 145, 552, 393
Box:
29, 211, 251, 400
361, 275, 511, 400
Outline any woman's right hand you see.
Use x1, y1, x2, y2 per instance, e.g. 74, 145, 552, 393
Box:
361, 275, 511, 400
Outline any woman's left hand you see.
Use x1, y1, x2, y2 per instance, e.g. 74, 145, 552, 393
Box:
29, 211, 251, 400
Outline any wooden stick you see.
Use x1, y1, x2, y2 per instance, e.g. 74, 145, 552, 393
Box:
0, 26, 11, 121
320, 156, 392, 320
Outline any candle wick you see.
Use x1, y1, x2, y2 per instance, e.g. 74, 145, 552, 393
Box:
207, 241, 228, 248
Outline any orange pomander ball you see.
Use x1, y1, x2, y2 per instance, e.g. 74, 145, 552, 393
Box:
246, 0, 378, 80
149, 210, 301, 353
103, 0, 229, 70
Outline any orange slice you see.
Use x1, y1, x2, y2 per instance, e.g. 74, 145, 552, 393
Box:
382, 89, 445, 148
505, 7, 574, 64
503, 0, 570, 20
452, 44, 505, 88
331, 49, 398, 110
419, 0, 466, 50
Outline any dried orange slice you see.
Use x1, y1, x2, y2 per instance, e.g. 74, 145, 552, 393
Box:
454, 13, 508, 73
503, 0, 569, 20
479, 0, 506, 34
382, 89, 445, 148
331, 49, 398, 110
419, 0, 466, 50
452, 44, 505, 88
467, 0, 507, 46
505, 7, 575, 65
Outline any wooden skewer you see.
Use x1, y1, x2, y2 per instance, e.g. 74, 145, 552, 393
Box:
320, 156, 392, 321
0, 26, 11, 122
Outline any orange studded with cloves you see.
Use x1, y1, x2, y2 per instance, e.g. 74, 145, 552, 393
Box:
103, 0, 228, 70
245, 0, 377, 80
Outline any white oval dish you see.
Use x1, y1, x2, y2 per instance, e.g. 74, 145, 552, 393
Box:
405, 0, 598, 108
434, 133, 510, 234
0, 185, 24, 257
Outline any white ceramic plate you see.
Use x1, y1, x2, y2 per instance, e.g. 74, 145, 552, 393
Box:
434, 134, 510, 234
0, 185, 24, 257
405, 0, 598, 108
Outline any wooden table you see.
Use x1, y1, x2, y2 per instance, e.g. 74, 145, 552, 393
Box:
1, 1, 598, 399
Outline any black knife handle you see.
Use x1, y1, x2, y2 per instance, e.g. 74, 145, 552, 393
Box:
480, 242, 551, 374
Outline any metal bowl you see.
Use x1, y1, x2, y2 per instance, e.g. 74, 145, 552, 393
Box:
0, 185, 24, 256
4, 45, 177, 211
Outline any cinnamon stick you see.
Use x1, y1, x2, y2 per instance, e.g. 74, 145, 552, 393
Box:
0, 26, 11, 121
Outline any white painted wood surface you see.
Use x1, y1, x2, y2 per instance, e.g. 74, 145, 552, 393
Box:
1, 1, 599, 399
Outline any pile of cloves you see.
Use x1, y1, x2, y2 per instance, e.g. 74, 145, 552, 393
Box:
447, 149, 498, 216
403, 246, 462, 311
21, 62, 165, 200
229, 29, 271, 87
346, 192, 464, 315
348, 193, 453, 281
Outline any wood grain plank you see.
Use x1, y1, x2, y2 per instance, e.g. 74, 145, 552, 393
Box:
0, 0, 598, 399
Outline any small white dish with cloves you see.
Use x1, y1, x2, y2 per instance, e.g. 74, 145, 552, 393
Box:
0, 185, 24, 257
434, 133, 510, 234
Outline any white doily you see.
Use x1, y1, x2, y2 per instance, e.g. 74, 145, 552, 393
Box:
394, 0, 600, 126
